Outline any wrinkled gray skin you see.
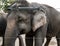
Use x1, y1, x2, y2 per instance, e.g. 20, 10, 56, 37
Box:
28, 3, 60, 46
0, 12, 24, 46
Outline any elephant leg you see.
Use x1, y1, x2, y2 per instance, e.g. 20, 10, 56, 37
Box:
4, 27, 19, 46
35, 25, 47, 46
17, 35, 24, 46
25, 30, 33, 46
35, 29, 44, 46
45, 36, 52, 46
4, 13, 20, 46
56, 32, 60, 46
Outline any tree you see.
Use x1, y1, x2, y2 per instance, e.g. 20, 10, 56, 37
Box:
0, 0, 15, 12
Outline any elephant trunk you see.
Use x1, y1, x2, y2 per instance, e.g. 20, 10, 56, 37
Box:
4, 26, 19, 46
4, 15, 19, 46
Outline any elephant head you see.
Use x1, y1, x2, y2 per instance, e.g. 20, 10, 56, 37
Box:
4, 10, 32, 46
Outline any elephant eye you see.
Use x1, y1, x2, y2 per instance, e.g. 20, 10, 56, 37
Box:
18, 16, 23, 21
40, 9, 44, 12
40, 9, 45, 13
19, 17, 22, 20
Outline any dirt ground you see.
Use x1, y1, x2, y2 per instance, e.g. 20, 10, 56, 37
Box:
0, 34, 57, 46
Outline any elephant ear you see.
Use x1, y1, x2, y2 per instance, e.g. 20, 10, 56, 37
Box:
32, 10, 47, 31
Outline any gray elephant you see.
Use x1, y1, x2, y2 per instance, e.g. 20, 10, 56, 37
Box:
4, 0, 47, 46
0, 10, 24, 46
29, 3, 60, 46
0, 12, 7, 46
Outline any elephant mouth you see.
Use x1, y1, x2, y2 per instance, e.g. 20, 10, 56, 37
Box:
20, 29, 27, 34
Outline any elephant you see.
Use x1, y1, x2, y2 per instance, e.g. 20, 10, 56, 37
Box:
4, 0, 47, 46
4, 0, 60, 46
29, 3, 60, 46
0, 10, 24, 46
0, 12, 7, 46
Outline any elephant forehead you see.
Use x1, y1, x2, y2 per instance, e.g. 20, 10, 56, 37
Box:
33, 12, 47, 31
17, 11, 31, 20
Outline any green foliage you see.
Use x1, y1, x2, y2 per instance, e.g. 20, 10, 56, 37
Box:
0, 0, 15, 12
